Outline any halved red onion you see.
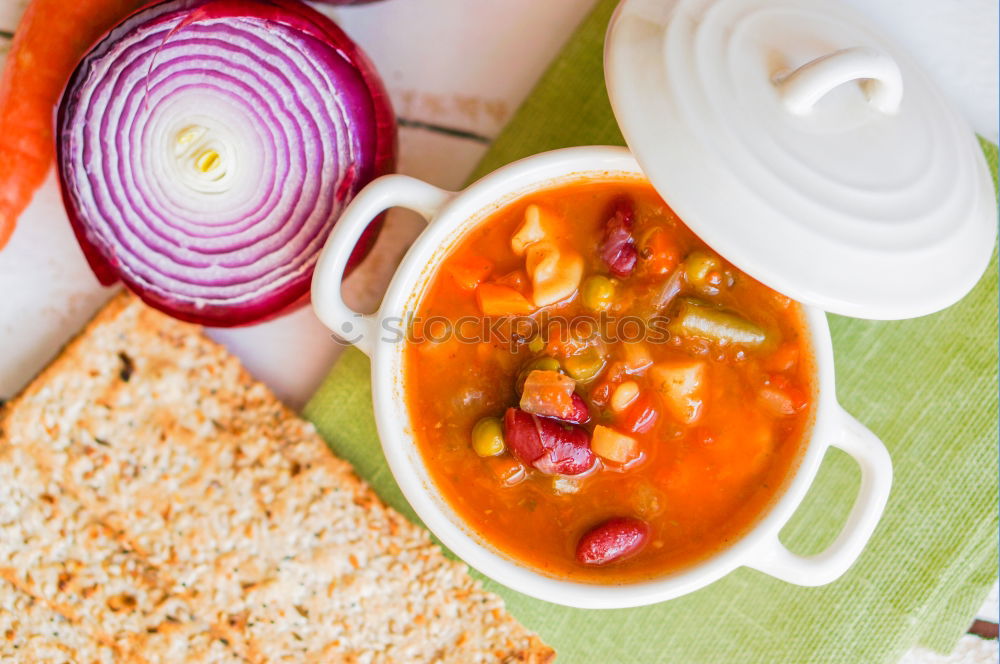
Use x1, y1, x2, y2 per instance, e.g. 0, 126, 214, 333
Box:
56, 0, 396, 326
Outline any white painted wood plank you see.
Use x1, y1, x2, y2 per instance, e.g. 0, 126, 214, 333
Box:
0, 0, 27, 34
317, 0, 598, 138
0, 172, 115, 400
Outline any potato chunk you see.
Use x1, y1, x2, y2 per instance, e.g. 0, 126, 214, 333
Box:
649, 360, 707, 424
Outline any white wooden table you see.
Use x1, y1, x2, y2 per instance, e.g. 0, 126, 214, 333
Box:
0, 1, 995, 659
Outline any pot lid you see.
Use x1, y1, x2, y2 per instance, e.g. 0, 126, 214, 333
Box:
605, 0, 996, 319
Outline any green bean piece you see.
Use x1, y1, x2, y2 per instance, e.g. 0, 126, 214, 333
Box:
563, 347, 606, 381
471, 417, 506, 457
668, 298, 767, 348
580, 275, 616, 312
515, 356, 562, 392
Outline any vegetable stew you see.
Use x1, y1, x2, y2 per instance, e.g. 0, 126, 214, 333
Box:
405, 179, 814, 583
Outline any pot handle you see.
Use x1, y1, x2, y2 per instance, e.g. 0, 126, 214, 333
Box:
747, 405, 893, 586
774, 46, 903, 115
312, 174, 453, 356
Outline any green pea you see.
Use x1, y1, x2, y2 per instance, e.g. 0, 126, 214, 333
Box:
563, 347, 606, 381
515, 356, 562, 392
471, 417, 506, 457
580, 275, 616, 312
684, 251, 722, 289
530, 356, 561, 373
527, 335, 546, 354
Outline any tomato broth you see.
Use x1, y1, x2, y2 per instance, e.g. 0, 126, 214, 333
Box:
404, 180, 814, 583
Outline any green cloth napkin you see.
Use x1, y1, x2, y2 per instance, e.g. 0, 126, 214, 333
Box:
305, 2, 999, 661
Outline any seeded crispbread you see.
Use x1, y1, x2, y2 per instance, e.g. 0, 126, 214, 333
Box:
0, 292, 555, 663
0, 444, 237, 664
0, 581, 117, 663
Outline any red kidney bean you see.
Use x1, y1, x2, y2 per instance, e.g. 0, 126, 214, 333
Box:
532, 419, 595, 475
503, 407, 596, 476
504, 407, 546, 463
576, 517, 650, 566
624, 393, 658, 434
565, 393, 590, 424
599, 197, 638, 278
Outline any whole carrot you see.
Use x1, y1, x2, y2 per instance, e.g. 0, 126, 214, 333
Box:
0, 0, 143, 249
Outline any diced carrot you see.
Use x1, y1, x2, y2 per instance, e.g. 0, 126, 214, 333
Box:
591, 425, 639, 464
638, 226, 681, 276
494, 269, 530, 293
0, 0, 145, 250
476, 283, 535, 316
520, 370, 576, 420
446, 255, 493, 291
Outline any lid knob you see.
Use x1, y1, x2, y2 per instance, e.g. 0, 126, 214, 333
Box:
774, 46, 904, 116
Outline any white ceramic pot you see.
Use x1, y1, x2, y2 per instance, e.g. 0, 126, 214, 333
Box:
312, 146, 893, 609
